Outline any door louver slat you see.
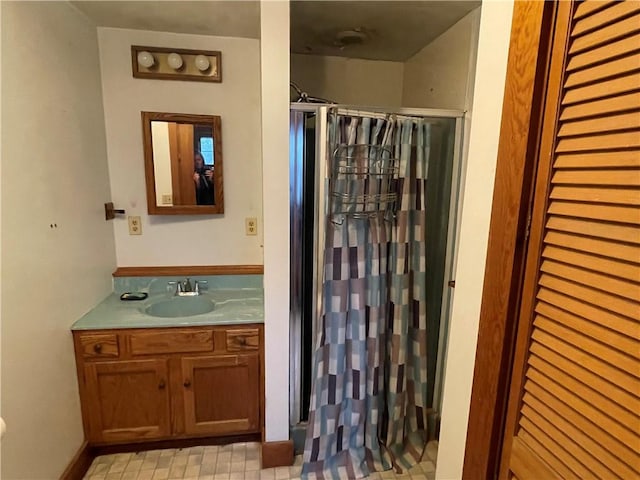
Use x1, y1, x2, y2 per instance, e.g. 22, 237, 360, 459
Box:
564, 56, 640, 89
535, 301, 639, 357
573, 1, 616, 21
524, 381, 640, 468
554, 150, 640, 168
540, 259, 639, 299
544, 231, 640, 263
567, 34, 640, 72
549, 186, 640, 206
521, 403, 619, 479
557, 110, 640, 135
562, 72, 640, 105
569, 13, 640, 54
572, 1, 640, 38
530, 341, 639, 414
560, 93, 640, 120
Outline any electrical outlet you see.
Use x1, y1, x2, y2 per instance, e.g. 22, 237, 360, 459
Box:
128, 216, 142, 235
245, 217, 257, 236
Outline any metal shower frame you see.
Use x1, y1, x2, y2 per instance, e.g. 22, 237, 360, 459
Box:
289, 103, 467, 431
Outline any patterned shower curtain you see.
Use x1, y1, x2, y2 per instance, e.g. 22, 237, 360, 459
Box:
302, 111, 431, 479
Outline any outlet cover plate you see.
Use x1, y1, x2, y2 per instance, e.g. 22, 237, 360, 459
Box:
245, 217, 257, 236
128, 216, 142, 235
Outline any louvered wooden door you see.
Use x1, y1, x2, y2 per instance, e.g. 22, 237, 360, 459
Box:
499, 1, 640, 479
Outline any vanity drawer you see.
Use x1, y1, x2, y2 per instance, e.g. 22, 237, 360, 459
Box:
225, 329, 260, 352
78, 334, 119, 359
129, 329, 214, 356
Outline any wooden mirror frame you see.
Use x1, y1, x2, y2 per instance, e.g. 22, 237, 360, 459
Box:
142, 111, 224, 215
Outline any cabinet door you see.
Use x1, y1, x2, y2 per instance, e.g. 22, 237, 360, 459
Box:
84, 359, 171, 443
181, 354, 260, 436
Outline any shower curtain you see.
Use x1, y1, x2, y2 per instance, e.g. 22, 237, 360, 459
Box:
302, 111, 431, 479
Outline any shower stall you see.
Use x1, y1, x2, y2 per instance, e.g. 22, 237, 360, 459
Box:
289, 104, 465, 452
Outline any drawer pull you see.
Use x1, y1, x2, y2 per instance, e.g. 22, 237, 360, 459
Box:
94, 344, 103, 354
184, 379, 191, 388
158, 380, 166, 390
237, 337, 246, 345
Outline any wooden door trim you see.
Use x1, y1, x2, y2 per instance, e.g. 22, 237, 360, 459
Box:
462, 2, 556, 478
497, 2, 574, 478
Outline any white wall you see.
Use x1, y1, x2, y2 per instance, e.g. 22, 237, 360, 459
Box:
290, 54, 404, 107
98, 28, 263, 267
1, 2, 116, 478
402, 9, 481, 110
436, 2, 514, 479
260, 0, 290, 443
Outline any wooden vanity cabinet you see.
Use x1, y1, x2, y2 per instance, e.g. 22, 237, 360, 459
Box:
73, 324, 263, 445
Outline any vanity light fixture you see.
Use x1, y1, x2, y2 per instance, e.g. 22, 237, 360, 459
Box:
167, 52, 183, 70
131, 46, 221, 83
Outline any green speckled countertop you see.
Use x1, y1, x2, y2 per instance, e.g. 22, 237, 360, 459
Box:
71, 275, 264, 330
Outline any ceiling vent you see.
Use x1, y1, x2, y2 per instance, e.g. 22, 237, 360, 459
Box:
333, 28, 369, 48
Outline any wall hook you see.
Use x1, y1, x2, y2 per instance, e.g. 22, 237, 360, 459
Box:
104, 202, 126, 221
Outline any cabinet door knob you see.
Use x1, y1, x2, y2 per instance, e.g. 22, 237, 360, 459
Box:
94, 343, 103, 353
184, 380, 191, 388
158, 380, 166, 389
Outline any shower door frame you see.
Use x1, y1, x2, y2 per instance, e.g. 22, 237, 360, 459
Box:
288, 104, 466, 430
289, 104, 329, 427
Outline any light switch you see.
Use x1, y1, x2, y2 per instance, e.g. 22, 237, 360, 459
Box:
128, 216, 142, 235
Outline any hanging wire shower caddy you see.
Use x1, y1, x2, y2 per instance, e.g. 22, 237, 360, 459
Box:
329, 144, 399, 225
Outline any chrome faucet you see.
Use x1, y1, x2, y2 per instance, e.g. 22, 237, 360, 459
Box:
167, 278, 207, 296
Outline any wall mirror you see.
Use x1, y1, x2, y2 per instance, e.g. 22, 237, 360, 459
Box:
142, 112, 223, 215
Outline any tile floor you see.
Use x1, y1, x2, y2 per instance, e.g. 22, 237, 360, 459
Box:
84, 441, 438, 480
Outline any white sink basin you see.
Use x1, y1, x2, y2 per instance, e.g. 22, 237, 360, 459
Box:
144, 296, 215, 318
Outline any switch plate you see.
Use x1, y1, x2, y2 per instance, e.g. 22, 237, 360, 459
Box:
161, 194, 173, 205
128, 216, 142, 235
245, 217, 257, 236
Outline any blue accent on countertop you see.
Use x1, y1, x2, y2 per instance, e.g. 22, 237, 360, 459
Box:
72, 275, 264, 330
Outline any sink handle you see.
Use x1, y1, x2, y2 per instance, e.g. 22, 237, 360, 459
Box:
194, 280, 208, 294
167, 281, 181, 296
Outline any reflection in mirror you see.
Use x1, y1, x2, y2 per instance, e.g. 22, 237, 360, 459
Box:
142, 112, 223, 214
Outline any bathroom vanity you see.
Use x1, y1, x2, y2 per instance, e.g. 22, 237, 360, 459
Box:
71, 276, 264, 446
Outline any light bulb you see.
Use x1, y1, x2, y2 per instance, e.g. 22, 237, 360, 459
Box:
194, 55, 210, 72
167, 53, 183, 70
137, 51, 155, 68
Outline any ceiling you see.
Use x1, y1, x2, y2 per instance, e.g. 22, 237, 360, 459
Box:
72, 0, 480, 62
71, 1, 261, 39
291, 1, 479, 61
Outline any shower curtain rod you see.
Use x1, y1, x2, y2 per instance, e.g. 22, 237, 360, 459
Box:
332, 108, 452, 124
290, 103, 464, 120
